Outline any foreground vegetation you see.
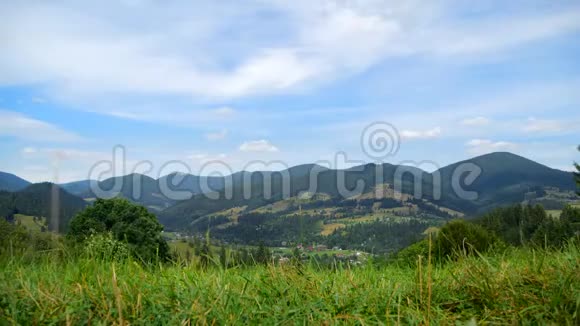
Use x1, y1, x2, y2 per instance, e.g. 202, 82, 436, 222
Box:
0, 242, 578, 324
2, 197, 580, 324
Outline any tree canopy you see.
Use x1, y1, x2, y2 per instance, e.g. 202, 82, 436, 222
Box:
68, 198, 170, 262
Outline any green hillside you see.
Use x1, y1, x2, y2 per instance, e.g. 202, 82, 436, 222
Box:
0, 183, 87, 232
2, 152, 576, 239
14, 214, 47, 232
157, 153, 575, 232
434, 152, 575, 213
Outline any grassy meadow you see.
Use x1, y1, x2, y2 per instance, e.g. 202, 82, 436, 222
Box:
14, 214, 46, 233
1, 244, 578, 325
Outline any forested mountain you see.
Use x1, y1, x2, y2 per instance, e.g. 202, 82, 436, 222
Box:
78, 173, 173, 210
2, 152, 576, 234
157, 172, 226, 196
0, 183, 87, 232
433, 152, 576, 213
60, 179, 97, 197
156, 163, 398, 229
0, 171, 31, 192
158, 152, 575, 228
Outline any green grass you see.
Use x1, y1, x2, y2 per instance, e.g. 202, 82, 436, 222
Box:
332, 214, 420, 226
546, 209, 563, 217
320, 222, 346, 235
168, 240, 192, 256
161, 231, 179, 240
1, 245, 578, 325
168, 241, 224, 260
14, 214, 46, 232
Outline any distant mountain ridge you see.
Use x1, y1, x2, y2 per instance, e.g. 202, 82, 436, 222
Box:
0, 171, 31, 192
157, 152, 576, 229
1, 152, 577, 232
434, 152, 575, 213
60, 179, 97, 196
60, 173, 228, 211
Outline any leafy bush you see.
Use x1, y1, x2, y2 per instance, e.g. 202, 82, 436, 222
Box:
434, 219, 501, 260
68, 198, 170, 263
31, 231, 61, 252
0, 218, 61, 256
0, 218, 30, 255
531, 219, 574, 248
560, 204, 580, 231
394, 238, 429, 266
83, 233, 130, 261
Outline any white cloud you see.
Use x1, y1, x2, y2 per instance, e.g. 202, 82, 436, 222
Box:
0, 110, 81, 142
21, 147, 38, 154
213, 107, 236, 118
204, 129, 228, 141
400, 127, 441, 140
1, 1, 579, 107
523, 117, 564, 132
466, 139, 517, 155
461, 116, 490, 126
14, 147, 123, 182
239, 140, 279, 152
95, 105, 239, 127
425, 11, 580, 56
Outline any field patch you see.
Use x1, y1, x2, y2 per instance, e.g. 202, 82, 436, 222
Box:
320, 223, 346, 236
14, 214, 46, 232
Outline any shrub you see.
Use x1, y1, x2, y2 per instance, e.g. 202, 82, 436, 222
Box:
31, 232, 60, 251
394, 238, 429, 266
0, 218, 30, 255
68, 198, 170, 263
560, 205, 580, 232
435, 219, 500, 260
531, 219, 573, 248
83, 233, 131, 261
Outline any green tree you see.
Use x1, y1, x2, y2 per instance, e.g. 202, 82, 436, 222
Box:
477, 204, 550, 246
560, 205, 580, 234
435, 219, 500, 260
531, 218, 573, 248
68, 198, 170, 262
0, 218, 29, 255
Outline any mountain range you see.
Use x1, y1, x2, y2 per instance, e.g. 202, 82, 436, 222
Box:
0, 152, 577, 233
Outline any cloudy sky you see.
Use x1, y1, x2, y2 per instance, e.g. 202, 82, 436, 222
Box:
1, 0, 579, 182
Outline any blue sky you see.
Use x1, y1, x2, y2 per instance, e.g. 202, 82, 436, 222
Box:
1, 0, 579, 182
